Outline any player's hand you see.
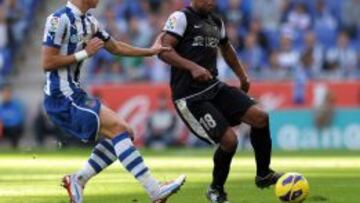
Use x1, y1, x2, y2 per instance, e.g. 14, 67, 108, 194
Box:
240, 75, 251, 93
190, 66, 213, 82
85, 37, 104, 56
150, 34, 172, 55
127, 127, 135, 141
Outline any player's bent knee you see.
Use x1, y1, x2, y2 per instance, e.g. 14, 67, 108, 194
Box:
254, 112, 269, 128
109, 121, 131, 136
228, 137, 238, 152
220, 129, 238, 152
221, 139, 238, 152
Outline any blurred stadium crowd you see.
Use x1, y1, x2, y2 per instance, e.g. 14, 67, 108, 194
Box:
88, 0, 360, 84
0, 0, 359, 82
0, 0, 38, 78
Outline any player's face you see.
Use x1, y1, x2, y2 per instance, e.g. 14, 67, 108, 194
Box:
192, 0, 215, 14
84, 0, 99, 8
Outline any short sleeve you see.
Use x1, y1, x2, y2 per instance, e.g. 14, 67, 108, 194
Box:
43, 15, 68, 48
219, 20, 228, 45
95, 27, 111, 42
163, 11, 187, 39
88, 15, 111, 42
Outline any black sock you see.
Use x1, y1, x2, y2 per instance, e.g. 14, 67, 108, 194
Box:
211, 146, 236, 190
250, 125, 272, 177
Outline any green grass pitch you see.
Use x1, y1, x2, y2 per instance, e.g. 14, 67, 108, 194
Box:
0, 149, 359, 203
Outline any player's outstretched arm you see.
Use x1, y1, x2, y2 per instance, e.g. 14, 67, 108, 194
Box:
219, 41, 251, 93
159, 33, 213, 81
104, 34, 171, 57
42, 38, 104, 71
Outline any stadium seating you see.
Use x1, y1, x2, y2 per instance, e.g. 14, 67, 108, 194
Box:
88, 0, 359, 82
1, 0, 358, 81
0, 0, 38, 77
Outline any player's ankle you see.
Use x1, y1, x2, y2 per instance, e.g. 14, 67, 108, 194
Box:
257, 168, 272, 178
138, 173, 160, 194
74, 174, 88, 187
210, 184, 225, 192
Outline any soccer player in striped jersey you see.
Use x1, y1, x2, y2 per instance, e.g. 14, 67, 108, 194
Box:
41, 1, 185, 203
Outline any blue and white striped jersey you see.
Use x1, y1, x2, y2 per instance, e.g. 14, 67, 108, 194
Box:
42, 1, 110, 97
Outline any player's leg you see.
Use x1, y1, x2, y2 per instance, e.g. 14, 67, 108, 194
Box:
74, 138, 117, 186
213, 85, 271, 177
74, 104, 134, 186
209, 127, 237, 203
241, 106, 272, 176
241, 106, 283, 188
175, 99, 234, 202
57, 97, 118, 203
99, 105, 185, 202
63, 102, 184, 203
212, 85, 282, 189
213, 128, 238, 190
99, 105, 156, 189
71, 106, 132, 185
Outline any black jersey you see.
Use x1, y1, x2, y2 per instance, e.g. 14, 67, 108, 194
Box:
163, 7, 228, 100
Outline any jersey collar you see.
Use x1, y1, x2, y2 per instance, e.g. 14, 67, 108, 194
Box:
67, 1, 85, 17
188, 6, 210, 18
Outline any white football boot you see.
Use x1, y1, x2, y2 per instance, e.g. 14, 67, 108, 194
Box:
151, 174, 186, 203
62, 174, 84, 203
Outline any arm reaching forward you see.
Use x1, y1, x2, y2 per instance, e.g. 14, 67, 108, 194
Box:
41, 14, 170, 71
104, 34, 171, 57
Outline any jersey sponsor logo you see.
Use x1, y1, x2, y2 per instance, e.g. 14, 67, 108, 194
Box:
49, 17, 60, 32
192, 36, 219, 48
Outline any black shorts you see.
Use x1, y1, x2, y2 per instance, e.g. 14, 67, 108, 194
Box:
174, 82, 256, 144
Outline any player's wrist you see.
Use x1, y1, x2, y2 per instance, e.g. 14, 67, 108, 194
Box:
74, 50, 89, 62
239, 73, 249, 81
148, 49, 156, 55
190, 64, 203, 71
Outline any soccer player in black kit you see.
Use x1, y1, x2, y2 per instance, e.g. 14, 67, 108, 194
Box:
159, 0, 283, 202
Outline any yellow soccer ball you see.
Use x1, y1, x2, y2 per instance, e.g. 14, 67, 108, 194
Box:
275, 172, 310, 203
